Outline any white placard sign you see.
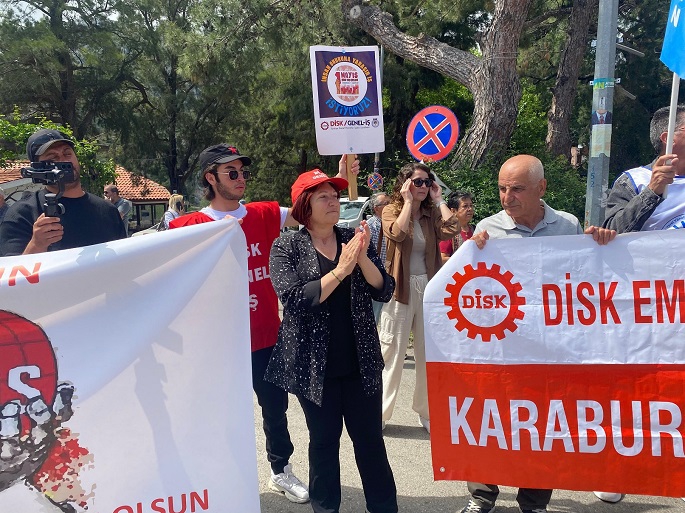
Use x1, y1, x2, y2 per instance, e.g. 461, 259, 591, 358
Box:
310, 45, 385, 155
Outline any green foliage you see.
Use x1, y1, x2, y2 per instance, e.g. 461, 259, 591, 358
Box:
0, 109, 117, 192
431, 157, 501, 224
0, 0, 128, 138
540, 154, 587, 221
509, 87, 548, 156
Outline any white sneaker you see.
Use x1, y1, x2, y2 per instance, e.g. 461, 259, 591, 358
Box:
459, 498, 494, 513
418, 416, 430, 433
381, 421, 387, 431
593, 491, 624, 503
270, 463, 310, 503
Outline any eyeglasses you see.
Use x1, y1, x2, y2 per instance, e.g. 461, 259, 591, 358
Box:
216, 169, 251, 180
412, 178, 433, 188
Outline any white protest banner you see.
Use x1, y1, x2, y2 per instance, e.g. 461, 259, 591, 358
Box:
310, 45, 384, 155
424, 230, 685, 497
0, 220, 260, 513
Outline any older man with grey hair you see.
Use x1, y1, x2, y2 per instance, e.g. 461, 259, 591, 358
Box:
463, 154, 616, 513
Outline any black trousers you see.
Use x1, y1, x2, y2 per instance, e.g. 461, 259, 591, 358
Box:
252, 345, 294, 474
298, 372, 398, 513
467, 482, 553, 510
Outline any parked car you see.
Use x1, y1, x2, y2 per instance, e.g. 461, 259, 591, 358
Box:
337, 196, 371, 229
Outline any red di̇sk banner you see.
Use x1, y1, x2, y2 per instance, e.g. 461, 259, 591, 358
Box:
424, 230, 685, 497
0, 221, 260, 513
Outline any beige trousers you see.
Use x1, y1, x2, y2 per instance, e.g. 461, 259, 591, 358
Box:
378, 274, 429, 422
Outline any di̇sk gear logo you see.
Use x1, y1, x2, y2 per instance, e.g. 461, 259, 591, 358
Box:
444, 262, 525, 342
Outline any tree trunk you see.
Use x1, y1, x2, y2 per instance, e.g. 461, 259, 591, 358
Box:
454, 0, 533, 170
341, 0, 533, 170
166, 55, 179, 193
546, 0, 597, 158
49, 0, 78, 133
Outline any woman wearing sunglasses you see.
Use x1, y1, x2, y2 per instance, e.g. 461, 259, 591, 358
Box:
379, 162, 459, 433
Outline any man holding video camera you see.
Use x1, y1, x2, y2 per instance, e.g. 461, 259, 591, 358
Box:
0, 129, 125, 256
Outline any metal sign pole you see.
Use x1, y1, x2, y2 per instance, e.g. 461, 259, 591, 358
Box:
585, 0, 619, 228
374, 46, 384, 181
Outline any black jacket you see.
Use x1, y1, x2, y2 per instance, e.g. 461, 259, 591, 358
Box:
265, 226, 395, 406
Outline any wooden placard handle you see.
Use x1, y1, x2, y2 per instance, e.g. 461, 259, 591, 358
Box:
346, 154, 358, 200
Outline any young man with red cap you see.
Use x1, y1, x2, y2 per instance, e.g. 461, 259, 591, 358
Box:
170, 143, 357, 503
0, 128, 126, 256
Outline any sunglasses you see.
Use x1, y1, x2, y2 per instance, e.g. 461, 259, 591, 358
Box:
216, 169, 251, 180
412, 178, 433, 188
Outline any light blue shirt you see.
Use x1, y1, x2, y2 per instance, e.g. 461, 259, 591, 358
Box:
474, 200, 582, 240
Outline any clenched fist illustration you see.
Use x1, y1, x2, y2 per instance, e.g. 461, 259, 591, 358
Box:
0, 311, 92, 512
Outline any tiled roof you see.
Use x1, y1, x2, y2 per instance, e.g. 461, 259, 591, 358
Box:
0, 161, 28, 185
111, 166, 170, 203
0, 162, 170, 203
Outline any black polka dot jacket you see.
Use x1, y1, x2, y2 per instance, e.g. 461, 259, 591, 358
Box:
265, 226, 395, 406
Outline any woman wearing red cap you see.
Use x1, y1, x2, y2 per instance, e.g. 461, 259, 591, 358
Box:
265, 169, 398, 513
379, 162, 459, 434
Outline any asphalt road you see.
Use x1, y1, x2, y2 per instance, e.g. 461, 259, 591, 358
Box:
254, 352, 684, 513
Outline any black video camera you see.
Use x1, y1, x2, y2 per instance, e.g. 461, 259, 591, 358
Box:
20, 161, 76, 217
21, 161, 75, 184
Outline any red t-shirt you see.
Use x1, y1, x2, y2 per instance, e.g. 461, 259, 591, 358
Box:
170, 202, 282, 352
439, 229, 473, 256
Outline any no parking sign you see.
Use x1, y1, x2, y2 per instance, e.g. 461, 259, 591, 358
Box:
367, 172, 383, 191
406, 106, 459, 162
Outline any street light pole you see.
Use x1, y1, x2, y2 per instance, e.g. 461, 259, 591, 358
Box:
585, 0, 620, 228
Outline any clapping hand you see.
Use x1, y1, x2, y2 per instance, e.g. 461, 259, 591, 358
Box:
357, 220, 372, 256
335, 231, 364, 277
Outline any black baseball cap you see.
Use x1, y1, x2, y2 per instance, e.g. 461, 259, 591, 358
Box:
27, 129, 75, 162
199, 144, 252, 175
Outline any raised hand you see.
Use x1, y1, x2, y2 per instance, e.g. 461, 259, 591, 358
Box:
400, 179, 413, 204
429, 180, 443, 202
337, 154, 360, 182
648, 153, 678, 196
